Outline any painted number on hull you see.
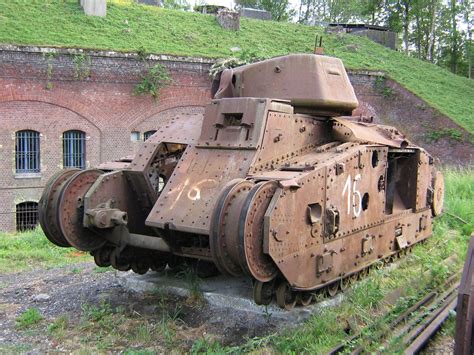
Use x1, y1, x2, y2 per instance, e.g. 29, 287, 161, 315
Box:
342, 174, 362, 217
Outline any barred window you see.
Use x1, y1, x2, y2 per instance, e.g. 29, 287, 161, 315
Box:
143, 130, 157, 141
63, 130, 86, 169
15, 130, 40, 173
16, 201, 39, 232
131, 131, 140, 142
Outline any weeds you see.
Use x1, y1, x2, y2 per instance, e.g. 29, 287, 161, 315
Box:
191, 336, 225, 354
177, 266, 204, 305
48, 314, 69, 338
16, 308, 42, 329
92, 266, 113, 273
133, 63, 172, 99
426, 128, 464, 142
82, 300, 113, 324
262, 305, 272, 323
73, 53, 92, 80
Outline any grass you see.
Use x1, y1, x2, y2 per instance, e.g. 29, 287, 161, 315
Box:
0, 0, 472, 134
16, 307, 43, 329
0, 227, 89, 273
73, 297, 182, 351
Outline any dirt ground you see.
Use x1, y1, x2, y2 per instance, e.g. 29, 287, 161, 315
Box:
0, 261, 458, 353
0, 262, 278, 353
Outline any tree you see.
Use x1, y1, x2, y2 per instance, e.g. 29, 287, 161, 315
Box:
360, 0, 385, 24
235, 0, 295, 21
260, 0, 296, 21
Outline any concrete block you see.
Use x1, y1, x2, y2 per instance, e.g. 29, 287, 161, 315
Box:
239, 8, 271, 21
115, 270, 344, 323
82, 0, 107, 17
216, 10, 240, 31
137, 0, 162, 5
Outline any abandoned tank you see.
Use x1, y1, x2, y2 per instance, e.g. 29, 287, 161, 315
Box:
38, 54, 445, 309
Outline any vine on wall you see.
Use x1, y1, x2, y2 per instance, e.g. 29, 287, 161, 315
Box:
43, 52, 57, 90
73, 53, 92, 80
134, 47, 172, 100
134, 63, 172, 99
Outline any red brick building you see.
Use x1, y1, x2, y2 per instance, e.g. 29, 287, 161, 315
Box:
0, 46, 212, 231
1, 45, 471, 232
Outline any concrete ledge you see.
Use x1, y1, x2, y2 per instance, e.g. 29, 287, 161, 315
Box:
115, 270, 344, 324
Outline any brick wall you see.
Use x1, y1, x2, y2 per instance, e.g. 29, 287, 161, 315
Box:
0, 45, 471, 231
0, 46, 212, 231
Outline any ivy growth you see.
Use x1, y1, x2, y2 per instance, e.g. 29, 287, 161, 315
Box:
43, 52, 57, 90
134, 63, 172, 99
374, 76, 393, 98
209, 49, 269, 79
133, 47, 172, 100
73, 53, 92, 80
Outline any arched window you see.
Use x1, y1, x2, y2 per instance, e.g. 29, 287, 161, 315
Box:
15, 130, 40, 173
63, 130, 86, 169
16, 201, 39, 232
143, 130, 157, 141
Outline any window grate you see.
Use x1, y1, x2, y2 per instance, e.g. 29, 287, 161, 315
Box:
16, 202, 39, 232
63, 130, 86, 169
143, 130, 157, 141
15, 130, 40, 173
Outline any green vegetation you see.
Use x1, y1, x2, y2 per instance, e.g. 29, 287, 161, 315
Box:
427, 127, 464, 143
0, 227, 89, 273
47, 314, 69, 338
16, 307, 43, 329
0, 0, 472, 133
133, 63, 173, 99
76, 297, 182, 351
177, 267, 204, 305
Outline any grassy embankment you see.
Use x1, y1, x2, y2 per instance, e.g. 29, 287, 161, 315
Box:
0, 0, 473, 134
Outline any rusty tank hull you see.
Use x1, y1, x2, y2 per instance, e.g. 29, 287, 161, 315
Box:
39, 54, 445, 309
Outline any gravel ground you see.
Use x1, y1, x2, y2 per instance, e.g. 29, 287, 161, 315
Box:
0, 262, 278, 352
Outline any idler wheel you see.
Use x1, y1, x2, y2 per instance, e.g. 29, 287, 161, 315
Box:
348, 273, 358, 286
132, 259, 149, 275
39, 169, 80, 247
358, 267, 369, 279
151, 258, 168, 272
110, 249, 131, 271
340, 276, 350, 291
253, 280, 274, 306
93, 247, 112, 267
296, 292, 313, 306
431, 171, 444, 216
276, 280, 296, 310
238, 181, 278, 282
327, 282, 339, 297
57, 169, 104, 252
210, 179, 254, 277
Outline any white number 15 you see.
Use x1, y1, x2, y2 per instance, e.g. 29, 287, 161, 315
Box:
342, 174, 362, 217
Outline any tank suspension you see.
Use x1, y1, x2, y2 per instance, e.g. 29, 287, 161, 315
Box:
251, 244, 416, 310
